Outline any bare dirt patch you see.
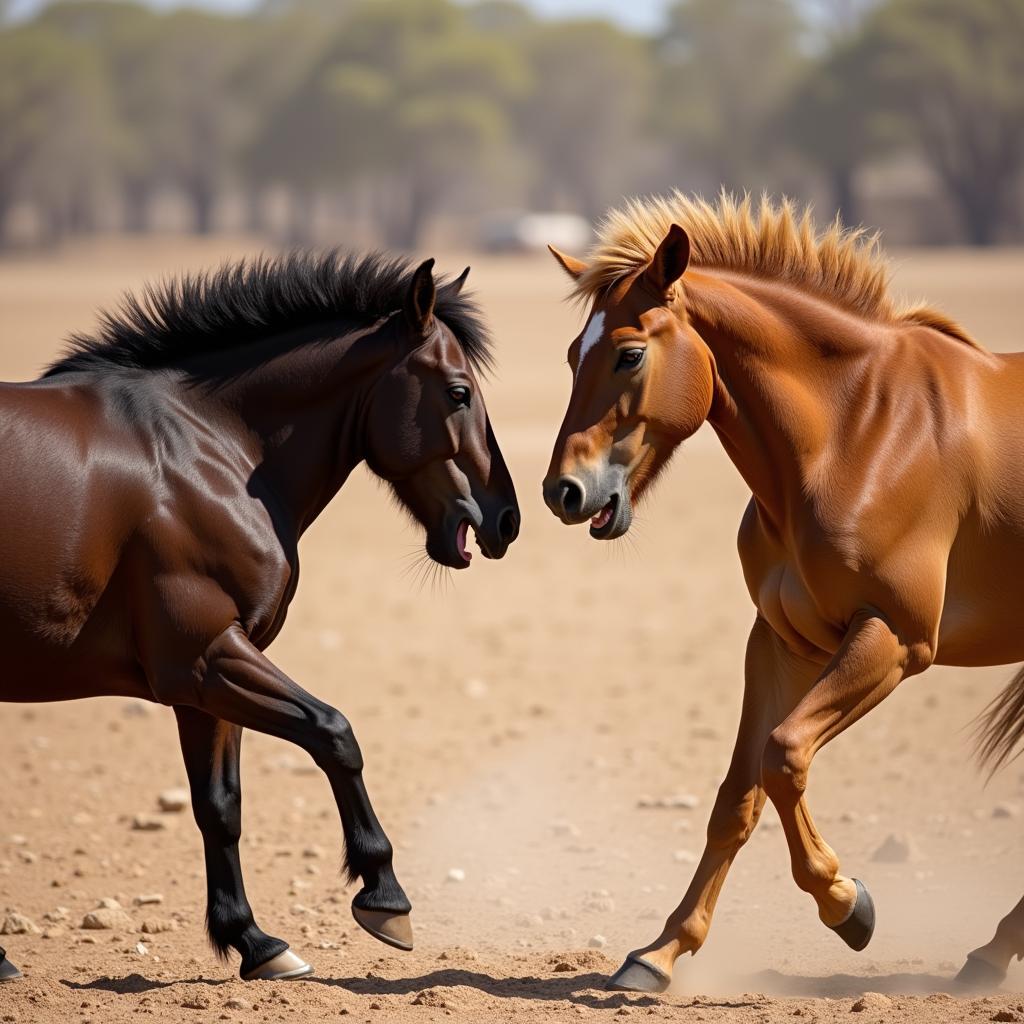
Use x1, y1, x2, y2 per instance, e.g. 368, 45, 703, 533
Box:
2, 238, 1023, 1023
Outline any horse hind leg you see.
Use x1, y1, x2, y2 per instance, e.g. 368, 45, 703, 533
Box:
957, 894, 1024, 989
0, 945, 23, 982
175, 707, 311, 981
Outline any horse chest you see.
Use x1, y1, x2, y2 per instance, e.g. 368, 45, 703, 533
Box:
738, 501, 851, 659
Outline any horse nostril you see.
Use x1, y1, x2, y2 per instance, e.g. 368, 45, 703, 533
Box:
559, 479, 584, 517
497, 506, 519, 545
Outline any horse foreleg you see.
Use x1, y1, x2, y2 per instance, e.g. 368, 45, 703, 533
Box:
958, 893, 1024, 988
174, 706, 309, 980
761, 612, 922, 947
607, 616, 818, 993
164, 624, 412, 953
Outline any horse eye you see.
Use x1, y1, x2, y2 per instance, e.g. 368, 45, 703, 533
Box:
616, 348, 645, 371
447, 385, 471, 407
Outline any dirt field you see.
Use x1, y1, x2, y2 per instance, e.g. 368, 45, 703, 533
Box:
1, 237, 1023, 1024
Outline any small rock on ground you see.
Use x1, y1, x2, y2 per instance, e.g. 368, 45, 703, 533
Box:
157, 788, 190, 813
1, 912, 38, 935
851, 992, 894, 1012
81, 908, 132, 931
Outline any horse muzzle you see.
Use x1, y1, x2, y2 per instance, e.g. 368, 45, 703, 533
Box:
542, 467, 632, 539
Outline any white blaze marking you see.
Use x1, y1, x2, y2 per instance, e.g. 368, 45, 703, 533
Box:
576, 311, 606, 380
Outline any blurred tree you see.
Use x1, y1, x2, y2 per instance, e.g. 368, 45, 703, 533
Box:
255, 0, 528, 247
42, 2, 251, 235
516, 19, 655, 218
658, 0, 806, 193
782, 36, 879, 225
0, 23, 115, 245
862, 0, 1024, 244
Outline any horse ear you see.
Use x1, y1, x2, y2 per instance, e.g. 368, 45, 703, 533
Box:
441, 266, 470, 298
548, 245, 587, 281
405, 258, 436, 332
646, 224, 690, 293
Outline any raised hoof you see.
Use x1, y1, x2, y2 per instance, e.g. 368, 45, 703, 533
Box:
241, 948, 313, 981
352, 906, 413, 952
828, 878, 875, 952
606, 955, 672, 993
955, 954, 1007, 990
0, 957, 22, 983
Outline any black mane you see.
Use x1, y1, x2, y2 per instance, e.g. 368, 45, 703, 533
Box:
45, 250, 492, 377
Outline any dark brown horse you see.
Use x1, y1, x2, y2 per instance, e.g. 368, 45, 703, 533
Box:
0, 251, 519, 984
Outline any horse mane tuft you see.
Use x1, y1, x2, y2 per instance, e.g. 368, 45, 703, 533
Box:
574, 190, 982, 349
46, 250, 493, 377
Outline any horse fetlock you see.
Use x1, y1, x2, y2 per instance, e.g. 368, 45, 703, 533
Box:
816, 876, 858, 927
352, 865, 411, 915
675, 913, 710, 954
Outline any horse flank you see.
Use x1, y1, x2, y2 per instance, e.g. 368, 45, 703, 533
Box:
574, 190, 981, 349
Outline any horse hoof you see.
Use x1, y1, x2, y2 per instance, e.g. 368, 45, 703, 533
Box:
0, 957, 22, 983
241, 948, 313, 981
955, 954, 1007, 990
828, 878, 875, 951
351, 906, 413, 952
606, 955, 672, 993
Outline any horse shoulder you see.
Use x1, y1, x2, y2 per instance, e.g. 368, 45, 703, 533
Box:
126, 405, 299, 669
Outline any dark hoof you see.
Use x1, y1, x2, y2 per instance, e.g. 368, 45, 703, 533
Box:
828, 878, 875, 952
0, 957, 23, 983
606, 955, 672, 993
351, 906, 413, 952
241, 948, 313, 981
954, 954, 1006, 990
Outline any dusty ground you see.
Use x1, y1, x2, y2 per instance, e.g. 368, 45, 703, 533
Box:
1, 237, 1024, 1024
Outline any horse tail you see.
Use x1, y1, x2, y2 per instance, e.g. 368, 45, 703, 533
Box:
975, 665, 1024, 777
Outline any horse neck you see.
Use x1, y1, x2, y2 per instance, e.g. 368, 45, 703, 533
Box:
197, 320, 398, 539
685, 270, 882, 527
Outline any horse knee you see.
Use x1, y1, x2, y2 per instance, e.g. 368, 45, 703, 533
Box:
194, 787, 242, 845
313, 710, 363, 772
761, 728, 809, 805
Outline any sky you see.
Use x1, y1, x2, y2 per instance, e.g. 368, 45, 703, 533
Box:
8, 0, 671, 33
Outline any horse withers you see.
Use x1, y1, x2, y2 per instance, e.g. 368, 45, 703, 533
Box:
543, 191, 1024, 993
0, 252, 519, 984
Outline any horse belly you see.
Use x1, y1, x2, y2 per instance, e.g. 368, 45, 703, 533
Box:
937, 520, 1024, 666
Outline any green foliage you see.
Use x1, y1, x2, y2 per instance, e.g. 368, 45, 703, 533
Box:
516, 19, 655, 217
0, 21, 115, 235
1, 0, 1022, 246
859, 0, 1024, 242
659, 0, 807, 192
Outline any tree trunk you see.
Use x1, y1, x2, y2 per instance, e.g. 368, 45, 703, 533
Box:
288, 188, 314, 245
389, 176, 435, 251
830, 164, 859, 228
0, 192, 11, 249
244, 186, 266, 236
953, 184, 999, 246
190, 182, 216, 235
123, 181, 151, 234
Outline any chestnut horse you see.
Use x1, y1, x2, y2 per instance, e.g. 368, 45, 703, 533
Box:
0, 252, 519, 984
543, 192, 1024, 993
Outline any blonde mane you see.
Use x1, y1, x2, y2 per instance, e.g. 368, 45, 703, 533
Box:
575, 191, 979, 346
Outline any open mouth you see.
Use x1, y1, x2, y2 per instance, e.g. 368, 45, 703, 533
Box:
589, 495, 619, 539
455, 519, 473, 565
